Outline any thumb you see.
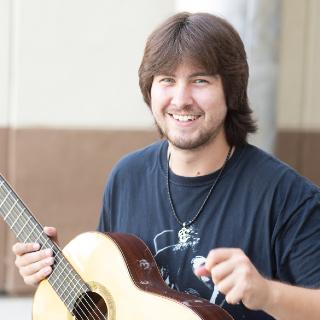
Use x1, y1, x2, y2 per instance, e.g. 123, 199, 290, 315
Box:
194, 265, 211, 278
43, 226, 59, 244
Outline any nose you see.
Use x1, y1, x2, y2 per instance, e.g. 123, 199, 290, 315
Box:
170, 83, 193, 109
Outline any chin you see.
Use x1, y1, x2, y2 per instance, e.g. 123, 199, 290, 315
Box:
168, 137, 213, 151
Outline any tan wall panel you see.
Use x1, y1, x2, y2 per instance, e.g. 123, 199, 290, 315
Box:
4, 128, 158, 294
276, 130, 320, 186
275, 130, 302, 171
301, 132, 320, 185
303, 0, 320, 128
277, 0, 307, 129
278, 0, 320, 130
0, 128, 9, 291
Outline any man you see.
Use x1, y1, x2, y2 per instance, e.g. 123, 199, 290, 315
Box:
13, 12, 320, 320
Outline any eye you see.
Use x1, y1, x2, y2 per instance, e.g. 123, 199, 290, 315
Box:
193, 78, 209, 84
159, 77, 175, 84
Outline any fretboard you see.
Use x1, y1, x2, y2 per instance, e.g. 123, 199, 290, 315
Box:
0, 175, 89, 314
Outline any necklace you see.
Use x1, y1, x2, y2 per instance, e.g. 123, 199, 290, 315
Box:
166, 146, 232, 244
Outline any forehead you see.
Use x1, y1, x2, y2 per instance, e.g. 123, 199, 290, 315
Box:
161, 65, 209, 78
156, 58, 213, 76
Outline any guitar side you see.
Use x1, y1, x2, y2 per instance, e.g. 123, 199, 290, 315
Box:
33, 232, 233, 320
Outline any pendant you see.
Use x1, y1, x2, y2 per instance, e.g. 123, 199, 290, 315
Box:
178, 224, 191, 243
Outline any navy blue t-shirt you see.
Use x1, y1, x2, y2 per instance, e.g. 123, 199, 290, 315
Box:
97, 140, 320, 320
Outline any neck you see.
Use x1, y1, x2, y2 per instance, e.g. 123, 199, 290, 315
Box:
168, 136, 231, 177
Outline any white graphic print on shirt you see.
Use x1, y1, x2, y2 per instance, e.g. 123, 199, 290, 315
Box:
153, 226, 221, 304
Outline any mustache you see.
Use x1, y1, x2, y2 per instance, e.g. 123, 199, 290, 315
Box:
166, 105, 203, 115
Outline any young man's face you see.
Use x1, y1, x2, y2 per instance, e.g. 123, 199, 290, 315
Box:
150, 62, 228, 150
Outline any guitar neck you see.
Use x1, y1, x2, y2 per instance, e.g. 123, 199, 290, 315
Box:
0, 174, 89, 313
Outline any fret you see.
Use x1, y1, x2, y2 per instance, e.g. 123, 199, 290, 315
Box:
0, 190, 11, 209
81, 283, 89, 291
31, 227, 43, 243
73, 276, 82, 295
67, 287, 81, 310
54, 265, 73, 292
0, 175, 89, 315
52, 258, 83, 292
16, 215, 31, 237
64, 282, 79, 309
23, 215, 41, 243
28, 223, 41, 242
41, 237, 50, 248
72, 277, 87, 307
50, 259, 67, 287
9, 205, 22, 229
55, 268, 76, 310
49, 256, 88, 312
64, 273, 84, 311
3, 199, 20, 222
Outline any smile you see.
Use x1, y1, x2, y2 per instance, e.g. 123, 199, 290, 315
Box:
168, 113, 201, 122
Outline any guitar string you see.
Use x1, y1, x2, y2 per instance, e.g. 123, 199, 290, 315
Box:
0, 188, 98, 320
0, 187, 106, 320
0, 178, 108, 320
0, 186, 107, 320
0, 185, 107, 320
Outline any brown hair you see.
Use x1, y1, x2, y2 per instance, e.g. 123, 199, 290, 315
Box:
138, 12, 257, 146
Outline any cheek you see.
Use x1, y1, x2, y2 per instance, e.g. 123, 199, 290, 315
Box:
196, 91, 227, 116
150, 85, 170, 110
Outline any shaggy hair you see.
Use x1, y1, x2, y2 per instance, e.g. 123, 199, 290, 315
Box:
138, 12, 257, 146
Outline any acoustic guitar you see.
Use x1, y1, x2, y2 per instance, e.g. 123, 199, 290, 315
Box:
0, 174, 233, 320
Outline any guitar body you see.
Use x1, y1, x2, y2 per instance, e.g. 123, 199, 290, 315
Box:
32, 232, 233, 320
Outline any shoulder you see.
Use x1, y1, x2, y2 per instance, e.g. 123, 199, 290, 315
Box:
242, 145, 317, 186
241, 144, 294, 172
107, 140, 164, 183
241, 144, 319, 203
115, 140, 163, 171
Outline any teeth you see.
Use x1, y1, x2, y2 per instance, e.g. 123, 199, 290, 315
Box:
172, 114, 199, 122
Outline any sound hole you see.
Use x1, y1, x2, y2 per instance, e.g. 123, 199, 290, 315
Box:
73, 291, 108, 320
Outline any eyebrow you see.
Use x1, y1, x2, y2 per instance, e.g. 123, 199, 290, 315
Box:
156, 72, 215, 78
189, 72, 213, 77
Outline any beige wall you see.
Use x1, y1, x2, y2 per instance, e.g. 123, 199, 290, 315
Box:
0, 0, 173, 293
0, 0, 10, 127
0, 129, 9, 290
276, 0, 320, 185
277, 0, 320, 130
0, 0, 173, 129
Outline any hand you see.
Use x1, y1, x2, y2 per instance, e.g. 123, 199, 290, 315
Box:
195, 248, 271, 311
12, 226, 58, 286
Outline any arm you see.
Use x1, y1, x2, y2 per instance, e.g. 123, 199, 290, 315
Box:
264, 280, 320, 320
195, 248, 320, 320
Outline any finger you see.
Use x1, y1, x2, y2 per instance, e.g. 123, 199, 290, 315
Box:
211, 260, 235, 284
217, 264, 255, 304
194, 265, 211, 277
215, 270, 237, 296
20, 256, 54, 277
43, 226, 58, 243
206, 248, 242, 270
225, 282, 245, 305
12, 242, 40, 256
15, 248, 53, 268
23, 266, 53, 286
